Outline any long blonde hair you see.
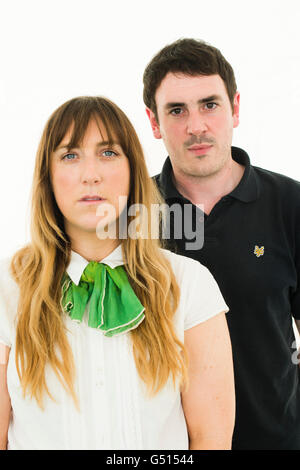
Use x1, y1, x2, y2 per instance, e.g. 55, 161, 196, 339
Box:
11, 96, 188, 407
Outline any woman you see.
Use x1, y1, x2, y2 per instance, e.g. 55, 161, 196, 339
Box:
0, 96, 235, 450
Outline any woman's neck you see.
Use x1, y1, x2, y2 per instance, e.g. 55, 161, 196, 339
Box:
68, 231, 121, 262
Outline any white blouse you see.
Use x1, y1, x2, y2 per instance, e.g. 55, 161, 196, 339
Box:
0, 246, 228, 450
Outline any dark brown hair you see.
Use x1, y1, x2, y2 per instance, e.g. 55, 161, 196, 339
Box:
143, 38, 237, 119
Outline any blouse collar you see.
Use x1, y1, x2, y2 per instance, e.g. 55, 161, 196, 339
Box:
66, 244, 124, 286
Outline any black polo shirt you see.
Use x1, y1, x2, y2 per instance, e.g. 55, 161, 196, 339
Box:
154, 146, 300, 450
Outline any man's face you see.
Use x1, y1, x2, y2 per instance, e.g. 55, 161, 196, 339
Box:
147, 73, 240, 178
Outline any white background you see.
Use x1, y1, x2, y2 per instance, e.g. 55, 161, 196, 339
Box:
0, 0, 300, 258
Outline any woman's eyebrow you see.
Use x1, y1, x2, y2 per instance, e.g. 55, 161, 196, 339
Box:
55, 140, 120, 151
96, 140, 119, 147
55, 144, 72, 151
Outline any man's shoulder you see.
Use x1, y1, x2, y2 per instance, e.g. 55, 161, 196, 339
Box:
152, 171, 167, 198
152, 172, 161, 185
151, 157, 172, 191
253, 164, 300, 195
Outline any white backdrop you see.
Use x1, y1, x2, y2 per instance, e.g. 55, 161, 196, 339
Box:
0, 0, 300, 258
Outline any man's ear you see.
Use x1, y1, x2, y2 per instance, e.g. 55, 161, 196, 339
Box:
145, 107, 162, 139
233, 92, 240, 128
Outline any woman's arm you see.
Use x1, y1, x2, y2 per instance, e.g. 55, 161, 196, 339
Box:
181, 312, 235, 450
0, 345, 11, 450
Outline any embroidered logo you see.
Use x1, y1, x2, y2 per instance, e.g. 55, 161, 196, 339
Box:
254, 245, 264, 257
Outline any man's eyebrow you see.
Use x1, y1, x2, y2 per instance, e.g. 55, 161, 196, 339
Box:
164, 95, 223, 110
164, 102, 185, 110
198, 94, 222, 104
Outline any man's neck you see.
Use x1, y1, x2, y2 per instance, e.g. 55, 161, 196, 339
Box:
173, 159, 245, 215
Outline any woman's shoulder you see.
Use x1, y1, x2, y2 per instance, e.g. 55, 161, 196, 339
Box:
160, 248, 228, 330
0, 256, 18, 293
159, 248, 210, 280
0, 256, 19, 347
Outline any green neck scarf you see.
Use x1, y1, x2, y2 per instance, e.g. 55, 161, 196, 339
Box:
61, 261, 145, 337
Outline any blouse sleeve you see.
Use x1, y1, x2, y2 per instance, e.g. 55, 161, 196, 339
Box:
0, 258, 18, 348
180, 257, 229, 331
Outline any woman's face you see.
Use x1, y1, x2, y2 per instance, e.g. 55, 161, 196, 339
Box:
51, 118, 131, 240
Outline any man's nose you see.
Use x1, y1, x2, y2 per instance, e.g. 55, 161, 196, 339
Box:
186, 111, 208, 135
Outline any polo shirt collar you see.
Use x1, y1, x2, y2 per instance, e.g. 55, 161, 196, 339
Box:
158, 157, 186, 201
66, 244, 124, 285
158, 146, 260, 203
229, 147, 260, 202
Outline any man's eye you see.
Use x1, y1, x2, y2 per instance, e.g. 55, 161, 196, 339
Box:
102, 150, 117, 157
170, 108, 183, 115
205, 102, 217, 110
62, 153, 76, 160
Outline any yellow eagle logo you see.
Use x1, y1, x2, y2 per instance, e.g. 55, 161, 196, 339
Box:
254, 245, 264, 257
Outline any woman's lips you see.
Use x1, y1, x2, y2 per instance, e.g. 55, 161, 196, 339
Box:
78, 197, 106, 205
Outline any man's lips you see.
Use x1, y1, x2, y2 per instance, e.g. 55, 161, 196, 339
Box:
187, 144, 212, 155
188, 144, 212, 151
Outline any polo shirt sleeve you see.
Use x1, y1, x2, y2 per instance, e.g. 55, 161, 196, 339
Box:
0, 258, 18, 348
290, 191, 300, 320
291, 253, 300, 320
183, 259, 229, 330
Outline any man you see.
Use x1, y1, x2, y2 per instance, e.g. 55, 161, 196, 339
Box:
143, 38, 300, 450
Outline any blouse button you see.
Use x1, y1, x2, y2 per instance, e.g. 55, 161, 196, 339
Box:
96, 378, 104, 388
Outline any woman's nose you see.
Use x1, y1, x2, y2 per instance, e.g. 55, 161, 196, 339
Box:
81, 158, 103, 184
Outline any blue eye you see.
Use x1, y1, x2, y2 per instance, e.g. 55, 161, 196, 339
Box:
62, 153, 76, 160
102, 150, 117, 157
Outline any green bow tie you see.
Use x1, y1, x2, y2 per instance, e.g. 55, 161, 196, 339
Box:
61, 261, 145, 337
